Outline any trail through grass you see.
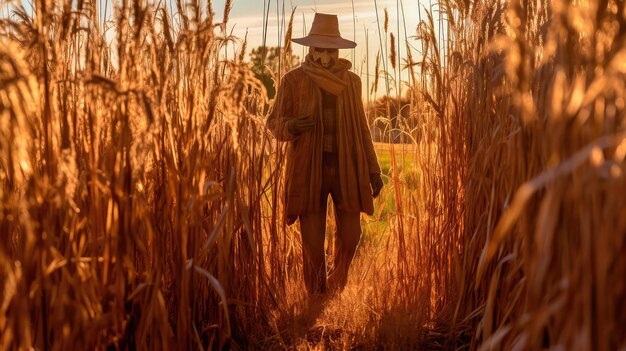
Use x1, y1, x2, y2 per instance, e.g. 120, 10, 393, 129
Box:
258, 143, 429, 349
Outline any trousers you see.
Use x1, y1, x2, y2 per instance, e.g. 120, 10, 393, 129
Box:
299, 152, 362, 295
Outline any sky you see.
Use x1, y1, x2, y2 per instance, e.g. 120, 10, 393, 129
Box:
3, 0, 446, 99
211, 0, 441, 99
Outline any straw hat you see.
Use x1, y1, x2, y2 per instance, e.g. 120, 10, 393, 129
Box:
291, 13, 357, 49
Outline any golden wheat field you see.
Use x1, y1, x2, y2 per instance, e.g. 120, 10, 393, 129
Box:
1, 0, 625, 349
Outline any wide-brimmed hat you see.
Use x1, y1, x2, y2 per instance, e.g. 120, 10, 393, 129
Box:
291, 13, 357, 49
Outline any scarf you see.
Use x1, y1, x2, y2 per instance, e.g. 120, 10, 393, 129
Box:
301, 53, 351, 96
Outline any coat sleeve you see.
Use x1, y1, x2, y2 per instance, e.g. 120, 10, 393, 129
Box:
354, 76, 382, 175
266, 74, 296, 141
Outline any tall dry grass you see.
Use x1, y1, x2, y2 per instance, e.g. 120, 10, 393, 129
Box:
0, 0, 625, 350
454, 1, 626, 349
1, 0, 285, 349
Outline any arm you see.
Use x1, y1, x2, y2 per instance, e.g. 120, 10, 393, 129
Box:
354, 76, 383, 198
266, 75, 296, 141
354, 77, 382, 175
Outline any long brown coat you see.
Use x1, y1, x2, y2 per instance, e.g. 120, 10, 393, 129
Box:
267, 61, 381, 225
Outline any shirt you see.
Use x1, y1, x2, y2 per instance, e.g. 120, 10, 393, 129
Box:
322, 90, 338, 153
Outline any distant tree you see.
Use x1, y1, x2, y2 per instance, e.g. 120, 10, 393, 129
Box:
250, 46, 300, 99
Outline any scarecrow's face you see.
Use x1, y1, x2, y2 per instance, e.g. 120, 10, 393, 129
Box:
310, 47, 339, 68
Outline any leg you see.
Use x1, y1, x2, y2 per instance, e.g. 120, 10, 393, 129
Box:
299, 211, 327, 295
328, 209, 361, 292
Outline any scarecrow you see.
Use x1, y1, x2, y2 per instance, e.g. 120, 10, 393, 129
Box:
267, 13, 383, 295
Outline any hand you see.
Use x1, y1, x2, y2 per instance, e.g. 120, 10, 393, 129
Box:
370, 173, 383, 198
287, 115, 315, 135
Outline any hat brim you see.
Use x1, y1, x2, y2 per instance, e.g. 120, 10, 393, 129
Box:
291, 35, 357, 49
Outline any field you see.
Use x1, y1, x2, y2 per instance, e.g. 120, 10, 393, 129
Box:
1, 0, 626, 350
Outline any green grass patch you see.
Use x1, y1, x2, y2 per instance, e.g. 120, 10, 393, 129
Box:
375, 144, 419, 186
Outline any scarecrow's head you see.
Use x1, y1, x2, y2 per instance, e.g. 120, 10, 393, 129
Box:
292, 13, 357, 68
310, 47, 339, 69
